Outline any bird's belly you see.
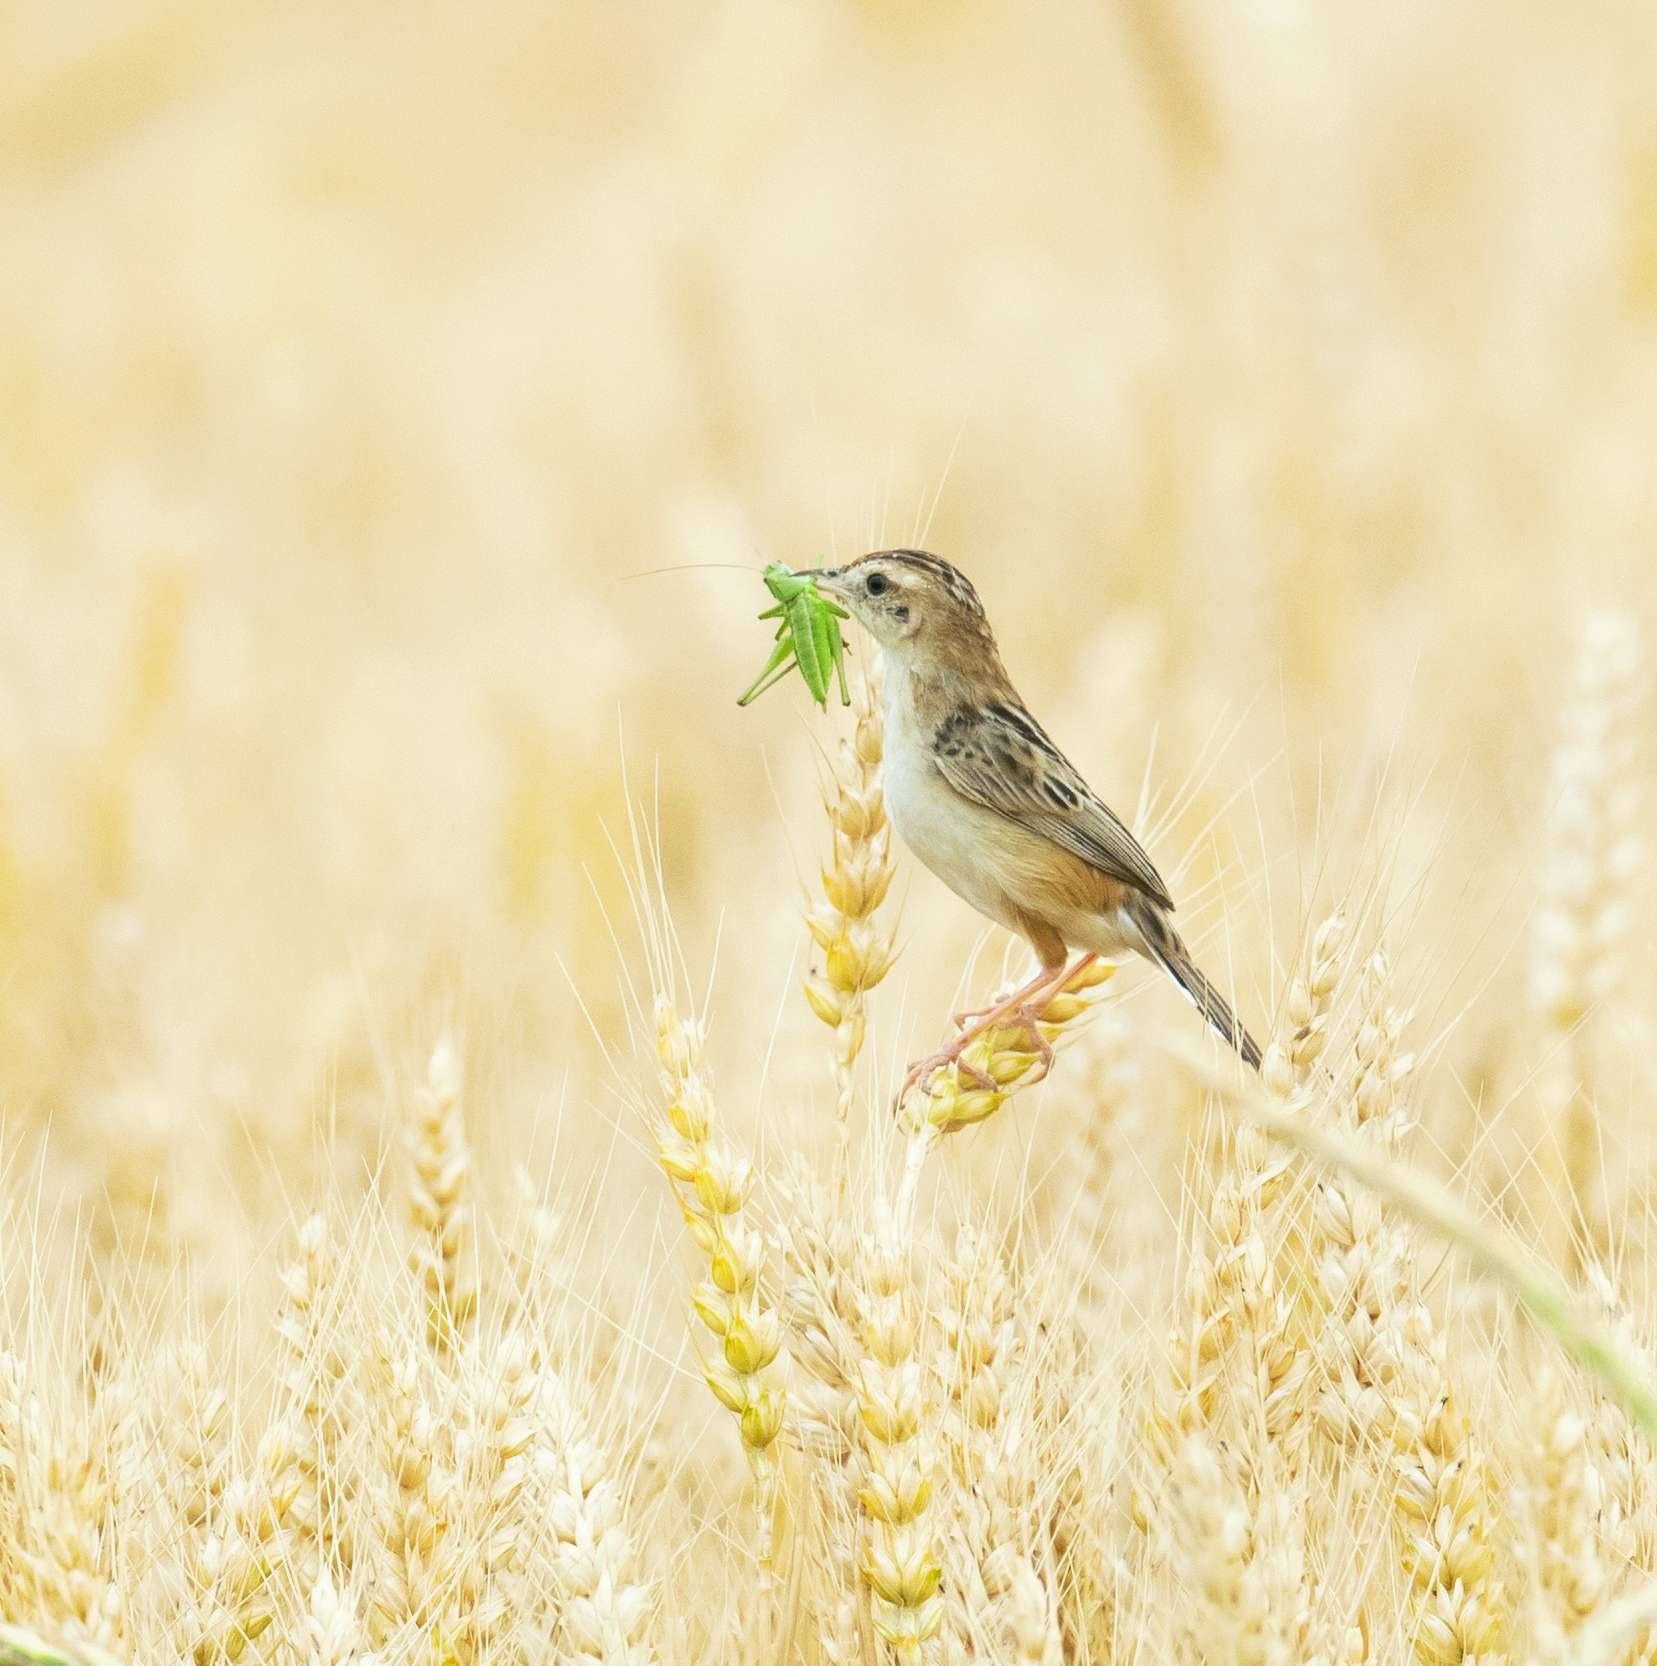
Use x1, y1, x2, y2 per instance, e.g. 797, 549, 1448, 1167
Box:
882, 752, 1025, 931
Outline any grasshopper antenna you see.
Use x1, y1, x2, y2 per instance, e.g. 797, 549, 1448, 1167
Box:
619, 562, 763, 580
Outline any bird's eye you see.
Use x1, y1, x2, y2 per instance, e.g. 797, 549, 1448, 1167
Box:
865, 572, 890, 597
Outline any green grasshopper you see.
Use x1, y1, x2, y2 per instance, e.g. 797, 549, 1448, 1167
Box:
735, 562, 851, 709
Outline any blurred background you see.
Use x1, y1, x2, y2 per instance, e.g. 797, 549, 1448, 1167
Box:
2, 0, 1653, 1259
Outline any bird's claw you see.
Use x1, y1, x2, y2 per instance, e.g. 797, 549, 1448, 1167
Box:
897, 1047, 998, 1106
1003, 1004, 1057, 1076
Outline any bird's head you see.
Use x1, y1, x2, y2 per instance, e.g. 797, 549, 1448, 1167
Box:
809, 550, 996, 669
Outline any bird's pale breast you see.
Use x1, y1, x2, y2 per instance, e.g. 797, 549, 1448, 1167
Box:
882, 739, 1023, 930
880, 658, 1140, 963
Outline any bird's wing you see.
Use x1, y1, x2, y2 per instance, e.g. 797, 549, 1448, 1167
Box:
930, 701, 1175, 910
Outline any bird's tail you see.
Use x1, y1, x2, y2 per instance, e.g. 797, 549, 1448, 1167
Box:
1127, 901, 1262, 1071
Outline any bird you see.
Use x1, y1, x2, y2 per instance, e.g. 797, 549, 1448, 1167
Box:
804, 549, 1261, 1095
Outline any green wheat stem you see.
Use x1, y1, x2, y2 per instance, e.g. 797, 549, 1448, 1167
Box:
1195, 1063, 1657, 1447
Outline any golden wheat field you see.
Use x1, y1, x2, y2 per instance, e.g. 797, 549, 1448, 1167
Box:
3, 2, 1656, 1662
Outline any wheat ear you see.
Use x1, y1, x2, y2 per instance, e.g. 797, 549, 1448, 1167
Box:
1530, 606, 1643, 1268
1151, 913, 1348, 1452
853, 1199, 944, 1662
896, 957, 1115, 1222
406, 1035, 478, 1356
774, 1162, 868, 1661
804, 670, 898, 1189
365, 1340, 455, 1650
934, 1224, 1061, 1664
528, 1367, 656, 1664
652, 996, 787, 1570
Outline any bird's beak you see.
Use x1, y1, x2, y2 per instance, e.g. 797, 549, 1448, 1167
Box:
804, 566, 850, 599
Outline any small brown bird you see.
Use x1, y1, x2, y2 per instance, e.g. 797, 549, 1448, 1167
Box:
807, 550, 1260, 1092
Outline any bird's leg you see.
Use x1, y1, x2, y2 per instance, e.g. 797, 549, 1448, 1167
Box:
901, 955, 1096, 1102
979, 953, 1099, 1078
950, 958, 1074, 1033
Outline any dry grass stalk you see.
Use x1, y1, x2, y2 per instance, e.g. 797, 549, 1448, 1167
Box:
1300, 949, 1420, 1458
803, 671, 898, 1182
159, 1343, 232, 1536
1206, 1111, 1518, 1663
1041, 1357, 1128, 1665
407, 1036, 478, 1356
177, 1414, 303, 1665
1218, 947, 1514, 1661
0, 1348, 27, 1608
652, 996, 787, 1565
1573, 1266, 1657, 1663
777, 1165, 862, 1462
1056, 1011, 1160, 1327
1041, 1022, 1145, 1664
1261, 912, 1350, 1101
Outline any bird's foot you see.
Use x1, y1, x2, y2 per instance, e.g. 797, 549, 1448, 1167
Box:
998, 1002, 1057, 1077
900, 997, 1064, 1108
952, 961, 1074, 1030
897, 1044, 998, 1105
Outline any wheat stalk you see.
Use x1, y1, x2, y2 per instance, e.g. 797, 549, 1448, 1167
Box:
0, 1627, 123, 1666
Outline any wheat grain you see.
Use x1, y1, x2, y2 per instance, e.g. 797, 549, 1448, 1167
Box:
292, 1570, 363, 1666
